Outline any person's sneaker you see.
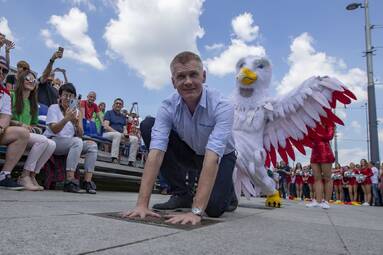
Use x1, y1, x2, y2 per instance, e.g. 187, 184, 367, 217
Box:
111, 158, 119, 164
225, 195, 239, 212
18, 175, 39, 191
305, 199, 319, 208
127, 161, 134, 167
63, 180, 81, 193
362, 202, 370, 206
319, 200, 330, 209
0, 175, 24, 190
152, 194, 192, 211
83, 181, 97, 194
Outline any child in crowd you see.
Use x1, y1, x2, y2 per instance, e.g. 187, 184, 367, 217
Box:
294, 163, 304, 200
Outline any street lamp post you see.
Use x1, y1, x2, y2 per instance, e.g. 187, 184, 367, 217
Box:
346, 0, 380, 165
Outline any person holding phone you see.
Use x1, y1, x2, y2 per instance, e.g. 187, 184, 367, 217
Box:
37, 48, 64, 106
43, 83, 98, 194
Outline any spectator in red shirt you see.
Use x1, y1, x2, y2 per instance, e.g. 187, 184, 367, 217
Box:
80, 91, 103, 122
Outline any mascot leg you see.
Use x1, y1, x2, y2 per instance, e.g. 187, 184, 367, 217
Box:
252, 163, 281, 208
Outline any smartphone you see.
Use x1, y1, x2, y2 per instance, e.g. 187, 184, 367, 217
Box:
69, 98, 77, 109
58, 47, 64, 58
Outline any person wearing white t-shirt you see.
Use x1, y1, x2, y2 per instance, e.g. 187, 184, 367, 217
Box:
0, 56, 30, 190
369, 161, 381, 206
44, 83, 98, 194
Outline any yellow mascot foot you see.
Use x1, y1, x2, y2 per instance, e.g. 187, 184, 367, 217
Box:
265, 191, 282, 208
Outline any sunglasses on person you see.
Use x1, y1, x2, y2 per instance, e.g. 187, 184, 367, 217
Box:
25, 75, 37, 84
0, 67, 9, 75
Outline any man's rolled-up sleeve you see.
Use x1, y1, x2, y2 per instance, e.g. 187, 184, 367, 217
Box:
149, 102, 172, 152
206, 100, 234, 157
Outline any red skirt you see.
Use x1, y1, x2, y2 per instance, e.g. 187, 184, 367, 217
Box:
308, 176, 315, 184
295, 176, 303, 185
333, 179, 342, 186
310, 142, 335, 164
286, 175, 292, 183
363, 177, 372, 185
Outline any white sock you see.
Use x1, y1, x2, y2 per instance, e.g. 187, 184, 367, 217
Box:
0, 171, 11, 181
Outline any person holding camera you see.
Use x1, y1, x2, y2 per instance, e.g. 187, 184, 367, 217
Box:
0, 32, 15, 66
10, 71, 56, 191
43, 83, 98, 194
0, 56, 29, 190
37, 48, 64, 106
103, 98, 139, 166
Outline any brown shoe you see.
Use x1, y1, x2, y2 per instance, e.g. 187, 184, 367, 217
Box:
18, 176, 39, 191
31, 176, 44, 191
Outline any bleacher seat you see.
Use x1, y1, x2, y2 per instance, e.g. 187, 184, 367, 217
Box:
38, 103, 49, 126
82, 119, 111, 142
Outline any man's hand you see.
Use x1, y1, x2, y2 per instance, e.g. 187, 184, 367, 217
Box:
164, 212, 202, 225
64, 108, 77, 122
5, 40, 15, 52
51, 50, 63, 61
120, 206, 161, 219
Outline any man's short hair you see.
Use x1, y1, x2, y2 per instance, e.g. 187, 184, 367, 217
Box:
16, 60, 30, 70
59, 82, 77, 96
114, 98, 124, 104
170, 51, 203, 73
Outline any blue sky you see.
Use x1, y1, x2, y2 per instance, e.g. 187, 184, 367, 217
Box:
1, 0, 383, 165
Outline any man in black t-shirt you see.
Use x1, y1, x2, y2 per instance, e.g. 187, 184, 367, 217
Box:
37, 49, 63, 106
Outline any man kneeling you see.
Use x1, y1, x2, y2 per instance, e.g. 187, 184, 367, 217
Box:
122, 51, 237, 225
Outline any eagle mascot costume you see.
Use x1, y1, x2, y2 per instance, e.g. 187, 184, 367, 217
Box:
231, 56, 356, 207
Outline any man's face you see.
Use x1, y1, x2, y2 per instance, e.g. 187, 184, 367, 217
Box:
171, 60, 206, 105
47, 73, 55, 83
113, 100, 123, 112
0, 63, 8, 83
87, 92, 96, 104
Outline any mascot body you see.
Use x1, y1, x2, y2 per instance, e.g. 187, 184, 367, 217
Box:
231, 56, 356, 207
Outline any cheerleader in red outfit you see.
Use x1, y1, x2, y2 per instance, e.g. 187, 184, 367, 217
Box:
332, 163, 344, 202
360, 159, 373, 206
306, 123, 335, 209
345, 162, 359, 205
294, 163, 304, 200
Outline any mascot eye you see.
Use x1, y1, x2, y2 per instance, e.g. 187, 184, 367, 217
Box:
239, 63, 245, 68
258, 64, 264, 69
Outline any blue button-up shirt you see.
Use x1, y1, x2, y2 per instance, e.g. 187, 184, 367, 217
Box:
150, 86, 235, 157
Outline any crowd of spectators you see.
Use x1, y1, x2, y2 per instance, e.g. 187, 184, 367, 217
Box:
0, 33, 142, 193
270, 160, 383, 206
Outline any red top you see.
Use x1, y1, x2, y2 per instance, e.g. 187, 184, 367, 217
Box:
80, 100, 99, 120
310, 123, 335, 164
360, 167, 373, 185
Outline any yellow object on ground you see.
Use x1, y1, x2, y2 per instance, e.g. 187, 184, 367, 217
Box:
265, 191, 282, 208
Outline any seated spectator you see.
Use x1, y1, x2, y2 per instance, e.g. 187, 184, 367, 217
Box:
10, 71, 56, 191
80, 91, 103, 122
5, 60, 31, 91
37, 49, 64, 106
102, 98, 139, 166
43, 83, 98, 194
0, 56, 29, 190
94, 102, 105, 134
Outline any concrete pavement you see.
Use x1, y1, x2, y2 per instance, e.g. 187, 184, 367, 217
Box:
0, 190, 382, 255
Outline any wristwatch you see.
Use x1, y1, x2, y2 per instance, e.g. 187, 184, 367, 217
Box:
191, 207, 203, 217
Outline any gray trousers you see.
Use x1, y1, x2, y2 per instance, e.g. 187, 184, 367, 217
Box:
51, 137, 98, 172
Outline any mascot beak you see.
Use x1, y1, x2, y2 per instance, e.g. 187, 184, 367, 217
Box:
237, 67, 257, 85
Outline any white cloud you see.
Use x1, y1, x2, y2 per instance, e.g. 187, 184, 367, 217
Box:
231, 12, 259, 42
41, 8, 103, 70
0, 17, 15, 41
350, 120, 361, 129
205, 43, 224, 51
276, 33, 367, 101
66, 0, 96, 11
205, 12, 265, 77
104, 0, 205, 90
205, 39, 265, 77
338, 148, 367, 166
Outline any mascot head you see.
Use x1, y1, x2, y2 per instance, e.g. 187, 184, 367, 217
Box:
235, 56, 272, 97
